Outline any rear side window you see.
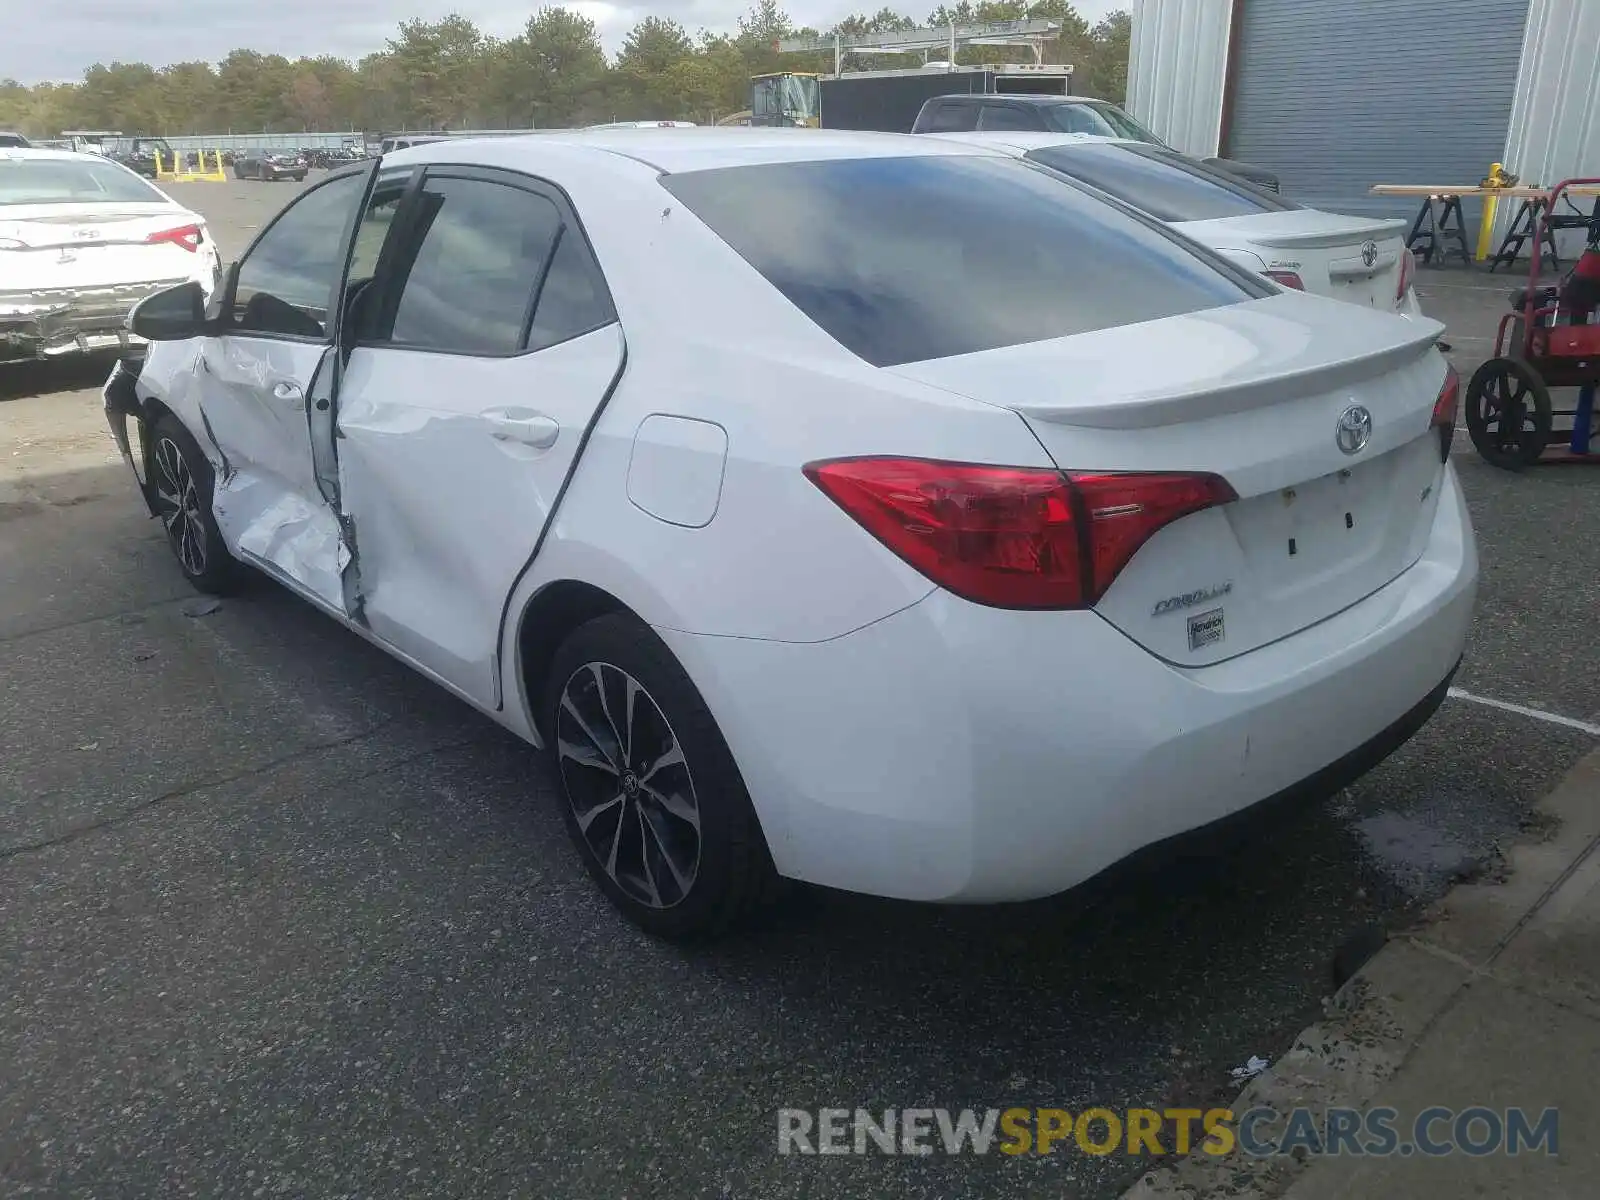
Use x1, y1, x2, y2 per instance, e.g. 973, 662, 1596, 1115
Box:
923, 103, 975, 133
662, 154, 1262, 368
977, 105, 1039, 132
527, 228, 614, 352
1027, 143, 1298, 223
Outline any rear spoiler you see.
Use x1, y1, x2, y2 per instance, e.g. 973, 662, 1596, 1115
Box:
1246, 218, 1408, 251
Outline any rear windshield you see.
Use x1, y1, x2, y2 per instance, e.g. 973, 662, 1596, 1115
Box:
1026, 143, 1298, 223
1042, 102, 1162, 142
0, 157, 164, 205
661, 154, 1263, 368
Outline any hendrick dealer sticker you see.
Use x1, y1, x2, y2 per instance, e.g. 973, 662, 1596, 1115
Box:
1187, 608, 1225, 652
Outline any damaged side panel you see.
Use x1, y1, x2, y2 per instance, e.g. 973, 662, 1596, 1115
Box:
111, 335, 353, 615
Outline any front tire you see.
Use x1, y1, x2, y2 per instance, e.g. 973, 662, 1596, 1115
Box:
544, 614, 777, 941
147, 413, 241, 595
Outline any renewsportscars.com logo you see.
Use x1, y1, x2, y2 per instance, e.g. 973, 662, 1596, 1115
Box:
777, 1106, 1560, 1159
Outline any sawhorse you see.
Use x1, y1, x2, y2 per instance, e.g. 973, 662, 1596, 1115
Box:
1406, 194, 1473, 267
1490, 198, 1560, 273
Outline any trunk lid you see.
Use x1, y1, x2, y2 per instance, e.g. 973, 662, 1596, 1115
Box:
889, 293, 1451, 664
1179, 209, 1409, 312
0, 203, 204, 291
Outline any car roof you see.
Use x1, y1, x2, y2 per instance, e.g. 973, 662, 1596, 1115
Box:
0, 146, 121, 163
930, 93, 1123, 108
383, 127, 1005, 174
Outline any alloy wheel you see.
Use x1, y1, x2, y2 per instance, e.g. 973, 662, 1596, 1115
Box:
152, 436, 208, 576
555, 662, 702, 909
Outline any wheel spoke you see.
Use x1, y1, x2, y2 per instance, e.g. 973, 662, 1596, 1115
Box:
640, 804, 695, 898
560, 693, 619, 772
640, 740, 685, 786
573, 791, 624, 834
635, 804, 665, 906
556, 734, 620, 777
589, 664, 627, 753
603, 800, 626, 877
642, 781, 700, 832
621, 675, 640, 768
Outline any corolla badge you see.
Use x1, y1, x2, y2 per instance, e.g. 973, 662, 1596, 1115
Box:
1152, 581, 1232, 617
1336, 404, 1373, 455
1361, 239, 1378, 268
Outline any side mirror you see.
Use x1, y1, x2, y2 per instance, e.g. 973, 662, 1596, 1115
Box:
129, 281, 211, 342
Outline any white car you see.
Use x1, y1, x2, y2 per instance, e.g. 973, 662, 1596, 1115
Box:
1, 147, 221, 362
103, 130, 1476, 939
929, 132, 1422, 318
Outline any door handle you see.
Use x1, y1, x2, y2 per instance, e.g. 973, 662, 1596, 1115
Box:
485, 411, 560, 451
272, 381, 304, 403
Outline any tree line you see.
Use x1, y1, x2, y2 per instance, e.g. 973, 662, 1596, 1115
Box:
0, 1, 1130, 138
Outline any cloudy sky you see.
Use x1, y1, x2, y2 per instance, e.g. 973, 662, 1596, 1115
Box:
10, 0, 1123, 83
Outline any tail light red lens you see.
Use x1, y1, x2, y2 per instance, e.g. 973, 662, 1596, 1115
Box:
1264, 270, 1305, 290
147, 223, 203, 253
1430, 364, 1459, 463
803, 457, 1236, 610
1396, 247, 1416, 303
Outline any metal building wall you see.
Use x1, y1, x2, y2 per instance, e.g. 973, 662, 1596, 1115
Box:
1125, 0, 1234, 158
1502, 0, 1600, 191
1224, 0, 1530, 219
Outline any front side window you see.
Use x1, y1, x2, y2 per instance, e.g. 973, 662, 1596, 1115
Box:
1026, 143, 1299, 223
0, 157, 165, 205
232, 171, 369, 339
385, 176, 561, 355
663, 154, 1264, 368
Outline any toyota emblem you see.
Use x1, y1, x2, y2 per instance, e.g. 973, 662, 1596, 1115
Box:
1361, 240, 1378, 268
1336, 404, 1373, 455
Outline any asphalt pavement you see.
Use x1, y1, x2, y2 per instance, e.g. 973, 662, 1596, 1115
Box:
1, 176, 1597, 1199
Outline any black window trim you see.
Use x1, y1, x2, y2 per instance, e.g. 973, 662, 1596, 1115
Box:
350, 161, 618, 362
221, 162, 387, 347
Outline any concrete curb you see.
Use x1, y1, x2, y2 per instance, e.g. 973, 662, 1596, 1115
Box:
1120, 746, 1600, 1200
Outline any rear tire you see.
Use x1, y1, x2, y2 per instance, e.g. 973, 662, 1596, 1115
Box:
543, 613, 778, 941
147, 413, 242, 595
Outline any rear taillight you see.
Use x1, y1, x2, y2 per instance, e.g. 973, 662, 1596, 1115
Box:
1264, 270, 1305, 290
147, 223, 203, 253
803, 457, 1236, 610
1396, 248, 1415, 304
1430, 365, 1459, 463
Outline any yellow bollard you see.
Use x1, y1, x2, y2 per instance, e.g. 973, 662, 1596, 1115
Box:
1476, 194, 1500, 262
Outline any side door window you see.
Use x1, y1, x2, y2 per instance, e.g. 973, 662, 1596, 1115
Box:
926, 102, 976, 133
527, 224, 615, 351
230, 171, 370, 340
378, 175, 563, 355
341, 168, 416, 341
977, 103, 1039, 132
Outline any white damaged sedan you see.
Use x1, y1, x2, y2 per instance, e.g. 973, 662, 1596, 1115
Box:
104, 131, 1476, 939
1, 147, 221, 362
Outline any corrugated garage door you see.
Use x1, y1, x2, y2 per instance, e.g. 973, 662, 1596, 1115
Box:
1225, 0, 1529, 217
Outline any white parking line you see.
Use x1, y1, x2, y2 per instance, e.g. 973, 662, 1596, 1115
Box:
1448, 687, 1600, 737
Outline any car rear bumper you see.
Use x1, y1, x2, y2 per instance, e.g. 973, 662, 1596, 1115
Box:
0, 278, 191, 362
662, 463, 1477, 904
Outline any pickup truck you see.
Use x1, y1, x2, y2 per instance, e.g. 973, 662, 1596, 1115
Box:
911, 94, 1281, 193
